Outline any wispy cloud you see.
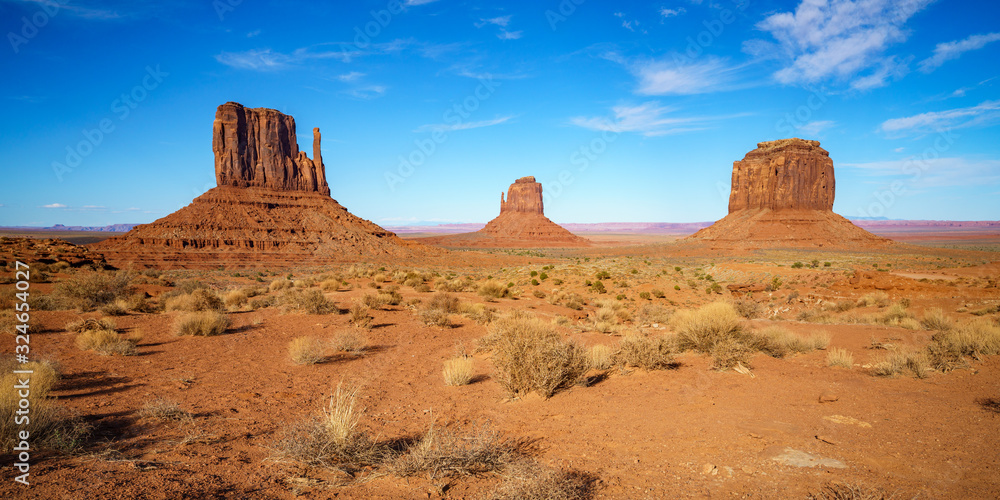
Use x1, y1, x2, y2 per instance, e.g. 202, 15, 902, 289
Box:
570, 102, 723, 137
42, 203, 66, 208
405, 0, 440, 5
475, 15, 511, 28
614, 12, 646, 34
919, 32, 1000, 73
842, 157, 1000, 188
880, 100, 1000, 135
336, 71, 366, 82
215, 40, 414, 71
796, 120, 836, 136
749, 0, 933, 89
659, 7, 686, 18
344, 85, 388, 99
246, 29, 261, 38
497, 30, 523, 40
414, 116, 514, 133
630, 56, 743, 95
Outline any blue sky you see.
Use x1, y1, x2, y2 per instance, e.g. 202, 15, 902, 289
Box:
1, 0, 998, 227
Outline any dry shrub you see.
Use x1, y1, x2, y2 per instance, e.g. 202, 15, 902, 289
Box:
66, 317, 116, 333
807, 481, 895, 500
140, 398, 191, 421
637, 303, 672, 325
99, 299, 130, 316
75, 323, 139, 356
330, 328, 367, 354
827, 348, 854, 368
872, 348, 929, 378
732, 298, 763, 319
614, 333, 676, 370
427, 292, 461, 313
289, 337, 327, 365
443, 356, 475, 386
487, 462, 596, 500
280, 289, 337, 315
459, 302, 497, 325
436, 278, 469, 292
921, 308, 953, 331
856, 292, 890, 308
391, 422, 525, 479
0, 358, 90, 453
349, 302, 373, 329
223, 288, 253, 309
479, 280, 509, 300
756, 326, 829, 357
320, 278, 342, 291
420, 308, 452, 328
484, 313, 588, 398
360, 292, 388, 310
165, 288, 223, 312
53, 269, 135, 311
593, 307, 618, 334
173, 311, 229, 336
124, 293, 156, 313
926, 318, 1000, 371
672, 302, 755, 354
824, 300, 856, 313
419, 293, 461, 327
273, 382, 383, 473
269, 279, 293, 292
587, 344, 613, 370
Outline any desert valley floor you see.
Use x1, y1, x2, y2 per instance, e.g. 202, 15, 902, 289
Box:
1, 227, 999, 500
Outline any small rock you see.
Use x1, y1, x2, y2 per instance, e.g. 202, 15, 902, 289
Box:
819, 391, 840, 403
702, 463, 717, 475
749, 432, 763, 439
816, 435, 837, 445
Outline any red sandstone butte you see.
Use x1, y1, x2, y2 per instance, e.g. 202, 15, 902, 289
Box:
689, 138, 892, 249
93, 102, 428, 269
417, 176, 590, 248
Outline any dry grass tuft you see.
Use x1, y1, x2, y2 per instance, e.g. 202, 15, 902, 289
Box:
925, 317, 1000, 371
329, 328, 367, 355
483, 312, 588, 398
173, 311, 229, 336
478, 280, 509, 301
280, 289, 337, 315
827, 348, 854, 368
165, 288, 223, 312
921, 307, 953, 331
756, 326, 830, 357
587, 344, 614, 370
0, 358, 90, 453
348, 302, 373, 329
613, 333, 676, 370
856, 292, 890, 308
731, 298, 763, 319
269, 279, 293, 292
289, 337, 327, 365
636, 303, 673, 325
871, 348, 929, 378
807, 481, 895, 500
391, 422, 527, 479
75, 322, 139, 356
140, 398, 192, 421
443, 356, 475, 386
486, 462, 596, 500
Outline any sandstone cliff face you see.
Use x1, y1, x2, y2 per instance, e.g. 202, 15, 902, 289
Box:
728, 138, 834, 212
212, 102, 330, 195
500, 176, 544, 214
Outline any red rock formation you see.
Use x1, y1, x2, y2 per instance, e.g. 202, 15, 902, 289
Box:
728, 139, 834, 211
212, 102, 330, 195
93, 102, 429, 268
417, 176, 589, 248
689, 138, 892, 249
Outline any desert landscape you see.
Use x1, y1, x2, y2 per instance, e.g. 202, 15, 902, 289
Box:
3, 2, 999, 499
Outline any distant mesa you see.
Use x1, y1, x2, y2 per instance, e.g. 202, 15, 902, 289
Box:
93, 102, 427, 269
416, 176, 590, 248
689, 138, 892, 249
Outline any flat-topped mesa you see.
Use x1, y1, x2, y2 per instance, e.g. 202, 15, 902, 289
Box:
499, 176, 544, 214
728, 138, 834, 212
212, 102, 330, 195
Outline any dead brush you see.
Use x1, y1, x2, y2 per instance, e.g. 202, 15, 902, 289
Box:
478, 280, 509, 301
0, 357, 91, 454
856, 291, 890, 308
75, 323, 140, 356
756, 326, 829, 358
807, 481, 896, 500
925, 317, 1000, 371
329, 328, 367, 355
173, 311, 229, 336
920, 307, 953, 331
826, 348, 854, 368
348, 302, 373, 329
140, 398, 192, 422
289, 337, 327, 365
613, 333, 676, 370
871, 348, 929, 378
636, 303, 672, 325
280, 289, 337, 315
165, 288, 224, 312
459, 302, 497, 325
66, 317, 117, 333
731, 298, 763, 319
482, 312, 588, 398
390, 422, 528, 479
442, 356, 475, 386
486, 461, 596, 500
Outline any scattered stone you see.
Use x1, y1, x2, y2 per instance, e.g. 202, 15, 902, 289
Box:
702, 463, 717, 475
819, 391, 840, 403
771, 448, 846, 469
824, 415, 872, 428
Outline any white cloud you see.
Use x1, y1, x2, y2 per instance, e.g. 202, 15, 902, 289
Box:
405, 0, 439, 5
216, 41, 409, 70
336, 71, 366, 82
414, 116, 514, 133
842, 157, 1000, 188
42, 203, 66, 208
659, 7, 686, 18
894, 147, 905, 153
570, 102, 710, 137
475, 15, 511, 28
497, 30, 523, 40
215, 49, 292, 70
850, 55, 909, 90
880, 100, 1000, 135
796, 120, 835, 136
919, 32, 1000, 73
632, 56, 741, 95
247, 29, 261, 38
344, 85, 387, 99
751, 0, 932, 88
